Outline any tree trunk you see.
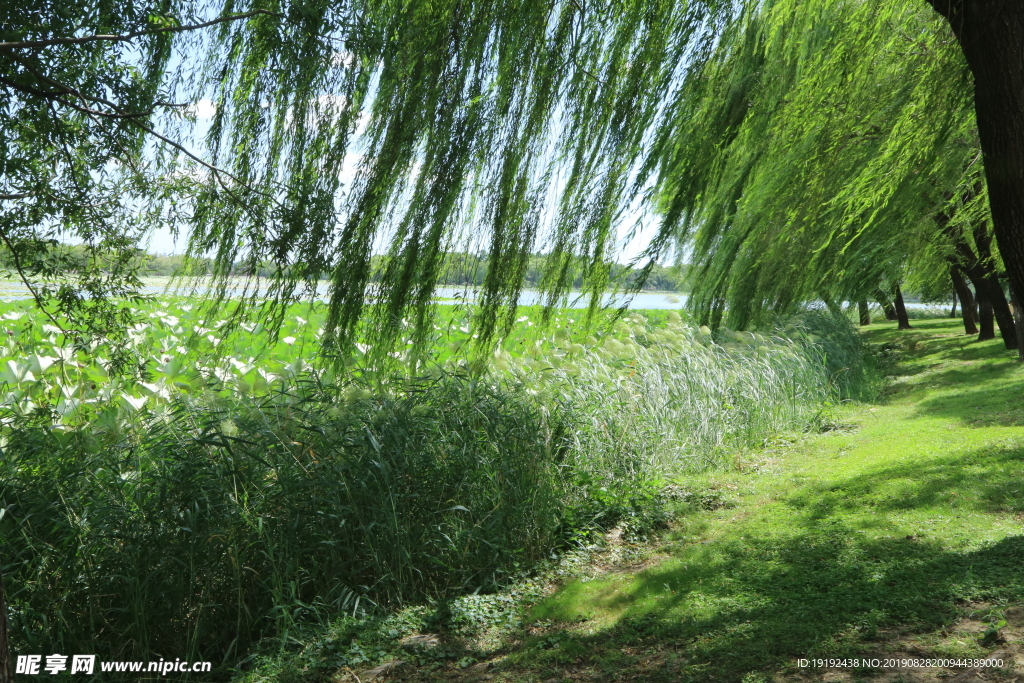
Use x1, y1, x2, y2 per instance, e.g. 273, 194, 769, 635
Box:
894, 284, 913, 330
874, 289, 898, 320
824, 297, 844, 318
0, 565, 11, 683
950, 265, 979, 334
926, 0, 1024, 359
973, 224, 1018, 349
858, 299, 871, 326
950, 291, 958, 318
1013, 284, 1024, 361
978, 290, 995, 340
938, 210, 1017, 348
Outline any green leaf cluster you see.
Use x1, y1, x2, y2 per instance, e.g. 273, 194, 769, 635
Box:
655, 0, 979, 327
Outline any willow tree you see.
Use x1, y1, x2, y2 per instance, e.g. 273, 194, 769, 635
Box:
1, 0, 734, 371
3, 0, 1024, 367
925, 0, 1024, 356
651, 0, 1021, 348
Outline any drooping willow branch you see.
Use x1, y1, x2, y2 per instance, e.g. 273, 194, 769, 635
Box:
0, 226, 81, 336
0, 10, 283, 50
1, 50, 282, 206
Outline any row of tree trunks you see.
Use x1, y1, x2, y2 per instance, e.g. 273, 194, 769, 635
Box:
971, 225, 1017, 348
935, 203, 1017, 348
868, 273, 991, 339
949, 265, 979, 334
874, 289, 898, 321
925, 0, 1024, 360
868, 266, 1012, 345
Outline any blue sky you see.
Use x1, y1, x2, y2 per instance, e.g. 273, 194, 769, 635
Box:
143, 95, 666, 267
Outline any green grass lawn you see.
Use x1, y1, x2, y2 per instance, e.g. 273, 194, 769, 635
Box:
495, 318, 1024, 682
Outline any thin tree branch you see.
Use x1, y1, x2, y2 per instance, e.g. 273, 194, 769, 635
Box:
0, 76, 154, 119
0, 11, 283, 50
3, 53, 280, 203
0, 228, 81, 336
573, 57, 605, 85
3, 57, 172, 119
1, 72, 191, 118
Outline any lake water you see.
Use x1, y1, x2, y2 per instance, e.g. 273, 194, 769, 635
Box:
433, 287, 686, 309
0, 278, 688, 309
0, 278, 945, 311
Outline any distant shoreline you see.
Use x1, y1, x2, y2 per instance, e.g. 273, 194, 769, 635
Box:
0, 277, 952, 308
0, 276, 690, 297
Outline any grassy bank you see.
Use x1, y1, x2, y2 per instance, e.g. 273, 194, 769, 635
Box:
466, 318, 1024, 682
0, 307, 863, 679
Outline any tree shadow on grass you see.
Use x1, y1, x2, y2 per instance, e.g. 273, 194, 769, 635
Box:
785, 442, 1024, 521
912, 374, 1024, 427
862, 321, 1024, 424
514, 446, 1024, 682
861, 319, 1016, 369
497, 324, 1024, 682
521, 532, 1024, 682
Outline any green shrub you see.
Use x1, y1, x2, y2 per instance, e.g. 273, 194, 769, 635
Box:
787, 309, 878, 400
1, 375, 573, 669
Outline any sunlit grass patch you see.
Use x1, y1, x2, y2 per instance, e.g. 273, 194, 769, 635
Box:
501, 319, 1024, 682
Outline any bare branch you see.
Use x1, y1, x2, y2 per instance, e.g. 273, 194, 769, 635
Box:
573, 57, 605, 85
0, 11, 283, 50
0, 75, 191, 121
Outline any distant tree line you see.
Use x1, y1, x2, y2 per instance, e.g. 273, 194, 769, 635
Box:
143, 252, 691, 292
11, 245, 996, 304
406, 253, 691, 292
4, 248, 690, 293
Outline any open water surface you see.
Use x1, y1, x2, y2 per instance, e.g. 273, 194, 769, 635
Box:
0, 278, 945, 311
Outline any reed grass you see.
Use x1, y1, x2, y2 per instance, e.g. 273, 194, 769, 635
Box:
0, 308, 872, 677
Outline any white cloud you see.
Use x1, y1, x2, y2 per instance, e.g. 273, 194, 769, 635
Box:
186, 99, 218, 119
331, 51, 357, 68
317, 94, 349, 109
338, 152, 363, 185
